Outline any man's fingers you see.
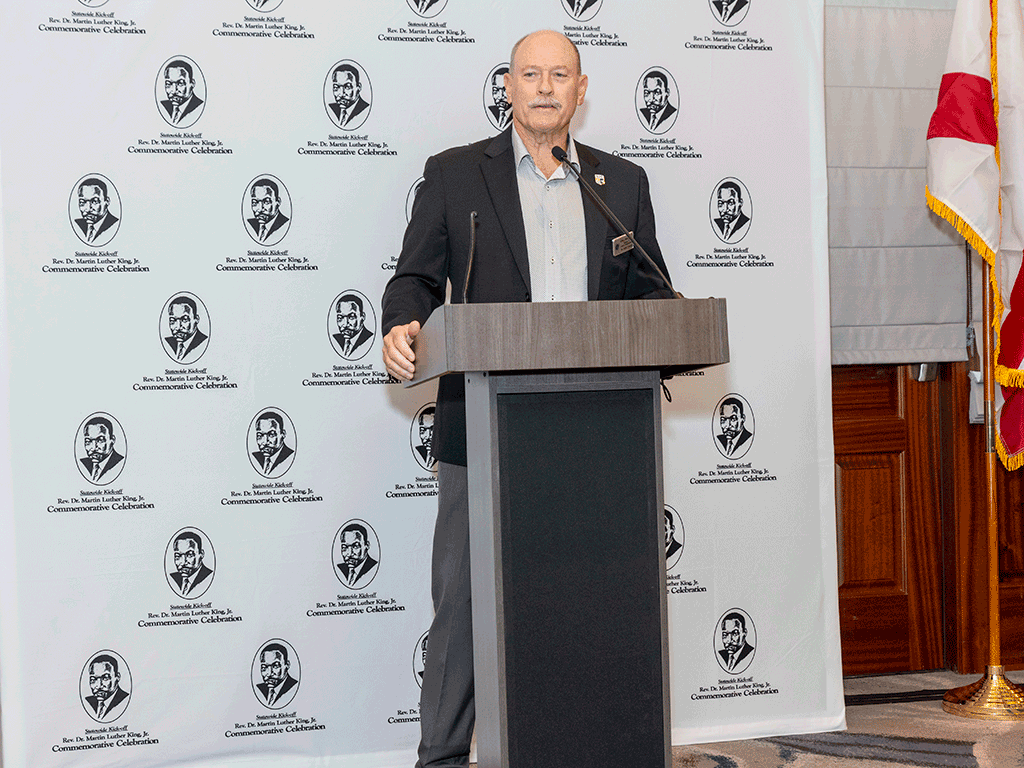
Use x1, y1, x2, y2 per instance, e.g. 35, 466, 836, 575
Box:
383, 322, 419, 380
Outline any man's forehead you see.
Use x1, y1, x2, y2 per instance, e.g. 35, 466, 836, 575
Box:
262, 650, 284, 662
334, 71, 357, 82
257, 418, 280, 430
169, 302, 194, 315
252, 185, 276, 198
167, 67, 190, 80
513, 31, 580, 73
84, 424, 109, 436
80, 185, 104, 198
338, 301, 361, 313
91, 661, 114, 673
175, 538, 199, 551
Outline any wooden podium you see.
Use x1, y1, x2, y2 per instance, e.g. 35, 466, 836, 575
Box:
407, 298, 729, 768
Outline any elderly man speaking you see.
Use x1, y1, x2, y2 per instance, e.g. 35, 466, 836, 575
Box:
382, 29, 675, 768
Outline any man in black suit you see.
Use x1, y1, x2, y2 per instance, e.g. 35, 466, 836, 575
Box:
329, 63, 370, 128
716, 397, 753, 457
640, 70, 677, 133
333, 293, 374, 360
568, 0, 599, 18
381, 29, 674, 768
712, 0, 749, 25
164, 295, 208, 363
413, 407, 436, 470
665, 507, 682, 561
85, 655, 130, 722
252, 410, 294, 477
487, 67, 511, 129
80, 416, 124, 484
713, 181, 751, 243
257, 643, 299, 708
336, 522, 379, 588
247, 179, 290, 245
74, 178, 119, 245
161, 60, 203, 126
170, 531, 214, 597
719, 613, 755, 673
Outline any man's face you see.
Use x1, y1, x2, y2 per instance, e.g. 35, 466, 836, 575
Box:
719, 404, 743, 439
717, 188, 741, 224
336, 301, 365, 340
722, 619, 745, 654
78, 185, 109, 224
89, 662, 119, 700
332, 70, 360, 109
83, 424, 114, 462
168, 303, 198, 342
643, 77, 669, 112
664, 513, 674, 548
255, 418, 284, 457
250, 185, 280, 224
340, 531, 367, 568
491, 74, 509, 110
173, 538, 203, 577
164, 67, 195, 106
505, 31, 587, 139
419, 414, 434, 451
260, 651, 288, 687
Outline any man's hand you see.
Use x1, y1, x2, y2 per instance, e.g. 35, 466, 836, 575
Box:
382, 321, 420, 381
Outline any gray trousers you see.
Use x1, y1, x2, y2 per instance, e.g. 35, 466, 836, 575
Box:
416, 462, 474, 768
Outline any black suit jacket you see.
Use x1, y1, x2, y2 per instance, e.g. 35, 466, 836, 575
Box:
170, 562, 214, 596
86, 686, 129, 720
382, 128, 674, 465
713, 0, 749, 23
164, 329, 209, 362
257, 673, 298, 707
80, 449, 125, 483
160, 93, 204, 125
640, 103, 677, 132
246, 212, 289, 243
716, 427, 753, 457
74, 212, 119, 243
714, 211, 751, 242
329, 97, 370, 128
337, 555, 379, 585
252, 444, 294, 476
487, 104, 511, 128
333, 325, 374, 359
719, 641, 755, 671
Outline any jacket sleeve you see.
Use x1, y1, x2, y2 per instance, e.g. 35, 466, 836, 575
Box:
381, 154, 451, 336
625, 166, 677, 300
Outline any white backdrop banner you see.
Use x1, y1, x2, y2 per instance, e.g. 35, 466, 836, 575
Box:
0, 1, 844, 766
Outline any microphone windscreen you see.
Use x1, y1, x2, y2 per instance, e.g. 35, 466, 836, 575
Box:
551, 146, 568, 163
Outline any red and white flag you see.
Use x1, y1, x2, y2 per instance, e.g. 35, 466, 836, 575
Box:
927, 0, 1024, 468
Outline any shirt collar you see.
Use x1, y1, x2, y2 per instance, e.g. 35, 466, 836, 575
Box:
511, 128, 579, 181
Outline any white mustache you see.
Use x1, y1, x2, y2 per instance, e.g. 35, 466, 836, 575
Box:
528, 98, 562, 109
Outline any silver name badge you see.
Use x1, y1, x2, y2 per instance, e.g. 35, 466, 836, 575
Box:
612, 232, 634, 257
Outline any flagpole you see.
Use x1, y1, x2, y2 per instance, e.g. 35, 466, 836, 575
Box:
943, 256, 1024, 719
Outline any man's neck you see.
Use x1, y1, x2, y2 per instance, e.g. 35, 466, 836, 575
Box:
513, 121, 570, 179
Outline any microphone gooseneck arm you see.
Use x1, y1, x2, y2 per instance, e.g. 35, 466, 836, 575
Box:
551, 145, 681, 298
462, 210, 478, 304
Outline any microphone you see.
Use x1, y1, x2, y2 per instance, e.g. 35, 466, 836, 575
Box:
551, 146, 681, 298
461, 211, 478, 304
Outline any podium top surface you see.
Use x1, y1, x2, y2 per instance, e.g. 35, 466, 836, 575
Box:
405, 297, 728, 387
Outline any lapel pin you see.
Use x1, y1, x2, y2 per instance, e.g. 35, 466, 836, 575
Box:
594, 174, 605, 185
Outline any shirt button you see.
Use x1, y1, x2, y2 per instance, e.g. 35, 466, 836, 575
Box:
550, 258, 555, 264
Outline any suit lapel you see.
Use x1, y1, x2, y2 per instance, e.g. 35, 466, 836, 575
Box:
575, 142, 609, 299
481, 130, 531, 293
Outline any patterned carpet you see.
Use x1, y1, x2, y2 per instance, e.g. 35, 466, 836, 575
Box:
674, 671, 1024, 768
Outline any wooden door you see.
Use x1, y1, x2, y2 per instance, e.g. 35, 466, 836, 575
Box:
832, 365, 944, 674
